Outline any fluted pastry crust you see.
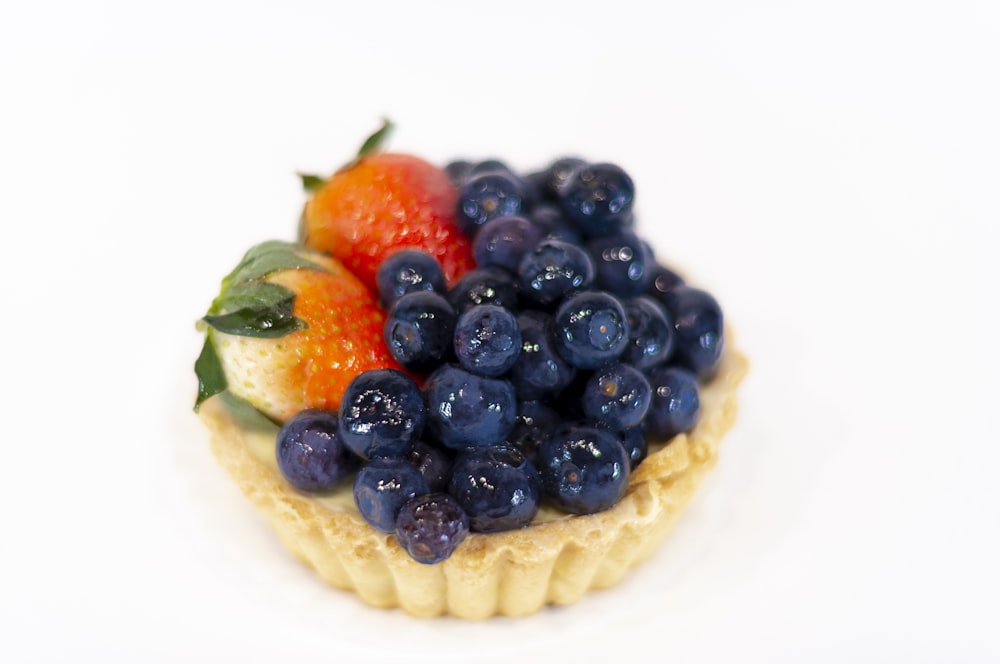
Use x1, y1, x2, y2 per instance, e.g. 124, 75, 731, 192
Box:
198, 344, 748, 619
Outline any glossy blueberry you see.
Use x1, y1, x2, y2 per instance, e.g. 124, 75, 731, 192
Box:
508, 400, 561, 463
519, 175, 543, 207
408, 440, 454, 493
473, 215, 545, 273
444, 159, 474, 185
661, 286, 724, 378
384, 291, 456, 373
529, 204, 583, 244
552, 290, 630, 369
528, 203, 583, 245
353, 457, 429, 532
468, 158, 514, 178
276, 409, 360, 493
623, 295, 676, 371
447, 266, 519, 314
558, 162, 635, 237
582, 362, 652, 431
376, 249, 446, 307
516, 239, 595, 307
423, 364, 518, 450
644, 366, 700, 440
395, 493, 470, 564
508, 310, 577, 401
592, 419, 648, 471
338, 369, 426, 459
587, 230, 651, 297
453, 304, 521, 377
537, 424, 630, 515
467, 159, 540, 205
537, 156, 587, 199
524, 169, 552, 205
620, 427, 648, 470
646, 262, 685, 298
641, 239, 657, 260
455, 171, 527, 237
448, 443, 542, 533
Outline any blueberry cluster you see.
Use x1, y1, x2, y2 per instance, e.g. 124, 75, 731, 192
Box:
275, 156, 725, 564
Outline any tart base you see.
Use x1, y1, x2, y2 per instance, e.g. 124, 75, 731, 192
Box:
197, 345, 748, 619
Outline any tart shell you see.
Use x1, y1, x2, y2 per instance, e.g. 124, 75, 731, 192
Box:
197, 344, 748, 619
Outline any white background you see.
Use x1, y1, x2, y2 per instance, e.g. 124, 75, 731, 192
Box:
2, 1, 998, 661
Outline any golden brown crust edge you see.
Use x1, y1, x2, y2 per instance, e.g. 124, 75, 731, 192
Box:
198, 345, 748, 619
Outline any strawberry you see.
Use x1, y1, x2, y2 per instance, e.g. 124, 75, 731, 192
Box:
194, 241, 403, 423
300, 121, 475, 293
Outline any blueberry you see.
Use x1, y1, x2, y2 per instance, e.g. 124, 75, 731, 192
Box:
447, 266, 519, 314
516, 238, 595, 307
529, 204, 583, 244
661, 286, 724, 378
646, 262, 686, 298
468, 160, 541, 205
537, 424, 630, 515
444, 159, 474, 185
448, 443, 542, 532
384, 291, 457, 373
423, 364, 518, 450
395, 493, 470, 564
472, 215, 545, 273
643, 366, 700, 440
508, 310, 577, 401
468, 158, 515, 178
376, 249, 446, 308
453, 304, 522, 377
508, 400, 561, 463
276, 409, 360, 493
623, 295, 676, 371
558, 162, 634, 237
587, 230, 651, 297
353, 457, 430, 532
408, 440, 454, 493
592, 420, 648, 470
523, 169, 552, 204
455, 171, 527, 237
537, 156, 587, 199
338, 369, 426, 460
552, 290, 630, 369
620, 427, 648, 470
581, 362, 652, 431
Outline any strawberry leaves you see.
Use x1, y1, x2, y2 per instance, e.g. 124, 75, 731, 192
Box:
207, 241, 325, 337
194, 336, 227, 410
204, 282, 306, 338
356, 117, 394, 160
219, 240, 328, 294
195, 241, 328, 411
298, 173, 328, 193
297, 118, 396, 191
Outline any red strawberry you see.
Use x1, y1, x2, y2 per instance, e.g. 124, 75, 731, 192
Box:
300, 124, 475, 293
195, 241, 403, 423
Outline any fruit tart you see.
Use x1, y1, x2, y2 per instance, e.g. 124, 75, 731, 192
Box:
194, 121, 748, 619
